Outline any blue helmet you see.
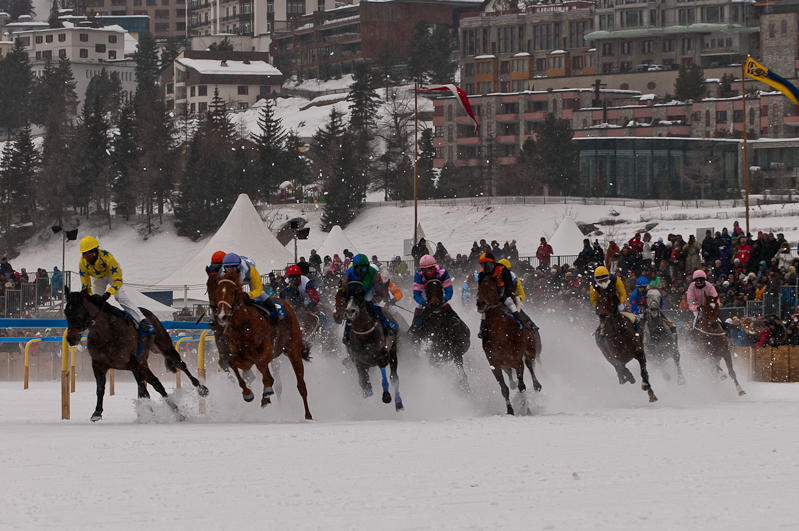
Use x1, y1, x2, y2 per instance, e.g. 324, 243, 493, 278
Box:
636, 276, 649, 287
222, 253, 241, 267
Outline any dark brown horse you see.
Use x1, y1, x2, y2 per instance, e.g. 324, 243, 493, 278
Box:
594, 286, 658, 402
694, 295, 746, 396
414, 278, 471, 390
215, 269, 313, 419
64, 287, 209, 422
339, 281, 403, 411
476, 276, 541, 415
279, 281, 337, 353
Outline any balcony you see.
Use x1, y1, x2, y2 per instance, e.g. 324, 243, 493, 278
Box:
496, 135, 519, 144
523, 111, 547, 120
456, 158, 481, 167
495, 113, 519, 122
457, 137, 482, 145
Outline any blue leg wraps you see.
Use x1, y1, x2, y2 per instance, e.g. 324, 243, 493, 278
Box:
380, 367, 390, 394
343, 323, 351, 344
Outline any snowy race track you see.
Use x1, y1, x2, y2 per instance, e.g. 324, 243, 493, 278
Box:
2, 311, 799, 531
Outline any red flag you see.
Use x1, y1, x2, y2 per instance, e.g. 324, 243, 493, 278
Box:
416, 84, 479, 132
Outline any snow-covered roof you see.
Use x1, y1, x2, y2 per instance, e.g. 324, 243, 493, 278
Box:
177, 58, 282, 76
639, 94, 656, 101
475, 54, 496, 59
124, 32, 138, 55
549, 49, 567, 55
514, 52, 531, 57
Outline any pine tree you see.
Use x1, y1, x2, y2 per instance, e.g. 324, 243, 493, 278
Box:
320, 132, 360, 231
37, 102, 76, 225
0, 39, 33, 137
674, 64, 706, 102
133, 32, 160, 97
535, 113, 580, 195
429, 25, 456, 84
85, 68, 123, 117
1, 124, 38, 234
252, 99, 287, 199
74, 94, 111, 217
347, 61, 380, 137
0, 0, 35, 21
112, 102, 137, 219
160, 36, 182, 70
31, 56, 77, 125
417, 128, 437, 199
283, 130, 309, 187
373, 39, 397, 96
47, 0, 61, 27
406, 21, 430, 82
311, 107, 346, 183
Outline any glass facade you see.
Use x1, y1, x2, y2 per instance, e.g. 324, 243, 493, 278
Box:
578, 138, 740, 200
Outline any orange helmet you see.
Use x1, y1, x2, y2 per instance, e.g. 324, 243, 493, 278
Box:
211, 251, 226, 264
479, 252, 496, 264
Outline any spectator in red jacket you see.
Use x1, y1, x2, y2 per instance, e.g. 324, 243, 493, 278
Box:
628, 233, 643, 257
734, 236, 751, 268
536, 237, 553, 269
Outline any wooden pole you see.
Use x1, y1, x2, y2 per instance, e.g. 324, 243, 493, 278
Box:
109, 368, 115, 396
414, 79, 419, 245
61, 332, 69, 420
742, 55, 750, 235
70, 345, 75, 393
198, 330, 211, 415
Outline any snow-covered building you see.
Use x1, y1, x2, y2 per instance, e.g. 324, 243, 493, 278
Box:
14, 23, 138, 110
161, 50, 283, 114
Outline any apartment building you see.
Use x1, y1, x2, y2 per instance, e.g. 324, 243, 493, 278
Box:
63, 0, 187, 40
459, 1, 596, 94
16, 24, 137, 108
161, 50, 283, 114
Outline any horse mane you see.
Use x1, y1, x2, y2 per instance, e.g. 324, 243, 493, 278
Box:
82, 291, 130, 321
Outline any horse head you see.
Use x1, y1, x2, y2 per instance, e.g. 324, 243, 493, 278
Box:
343, 281, 367, 321
476, 276, 499, 314
215, 269, 242, 327
425, 278, 445, 310
206, 266, 220, 308
646, 289, 662, 317
63, 286, 105, 346
703, 294, 720, 324
595, 285, 618, 324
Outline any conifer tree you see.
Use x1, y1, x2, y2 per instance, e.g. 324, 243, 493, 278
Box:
37, 102, 76, 225
0, 0, 35, 21
674, 64, 706, 102
160, 36, 182, 70
47, 0, 61, 27
347, 61, 380, 138
252, 99, 287, 199
283, 130, 309, 188
533, 113, 580, 195
429, 25, 456, 84
417, 128, 437, 199
0, 39, 33, 137
406, 21, 430, 82
0, 124, 38, 234
75, 94, 111, 219
320, 132, 360, 231
85, 68, 123, 117
112, 102, 137, 219
311, 107, 346, 183
133, 32, 160, 97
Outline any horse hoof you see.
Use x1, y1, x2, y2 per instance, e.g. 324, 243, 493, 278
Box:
395, 402, 404, 412
738, 389, 747, 396
243, 392, 254, 403
364, 388, 373, 398
264, 387, 275, 397
534, 384, 542, 392
506, 406, 515, 415
678, 377, 686, 385
261, 396, 272, 408
90, 412, 102, 422
382, 391, 391, 404
649, 395, 658, 403
197, 385, 210, 397
720, 374, 728, 381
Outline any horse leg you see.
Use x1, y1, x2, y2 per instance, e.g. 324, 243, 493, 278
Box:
455, 354, 470, 393
285, 341, 313, 420
356, 363, 373, 398
228, 357, 254, 403
673, 348, 686, 385
156, 335, 209, 397
255, 358, 277, 408
634, 348, 658, 403
390, 344, 403, 411
722, 351, 746, 396
270, 358, 282, 399
504, 367, 517, 389
491, 364, 514, 415
379, 367, 391, 404
90, 361, 108, 422
524, 356, 542, 392
598, 340, 634, 384
140, 363, 182, 418
128, 360, 151, 400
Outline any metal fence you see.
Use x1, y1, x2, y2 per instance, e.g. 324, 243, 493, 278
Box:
0, 271, 72, 318
518, 255, 580, 269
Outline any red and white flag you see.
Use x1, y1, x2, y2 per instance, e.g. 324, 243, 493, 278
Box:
416, 84, 479, 132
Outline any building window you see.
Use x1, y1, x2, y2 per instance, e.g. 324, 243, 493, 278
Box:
733, 110, 743, 123
198, 85, 207, 96
80, 33, 89, 42
166, 83, 174, 94
682, 38, 693, 54
623, 10, 642, 27
769, 22, 775, 38
569, 22, 585, 49
238, 102, 248, 109
465, 63, 474, 76
80, 48, 88, 58
679, 8, 695, 25
96, 44, 106, 53
176, 22, 186, 31
59, 48, 66, 58
238, 86, 248, 95
663, 39, 674, 52
41, 50, 51, 60
58, 33, 66, 42
642, 40, 653, 53
154, 23, 169, 31
602, 43, 614, 56
500, 61, 510, 74
533, 24, 553, 51
190, 103, 195, 114
35, 51, 41, 60
45, 34, 53, 43
602, 62, 613, 73
705, 110, 710, 126
716, 110, 727, 123
447, 124, 453, 142
621, 41, 632, 55
156, 9, 169, 18
199, 102, 207, 112
190, 86, 195, 97
536, 58, 546, 72
108, 50, 116, 59
35, 36, 43, 44
109, 35, 117, 43
781, 20, 788, 36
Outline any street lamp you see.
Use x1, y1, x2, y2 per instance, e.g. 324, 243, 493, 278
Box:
289, 220, 310, 263
51, 226, 79, 274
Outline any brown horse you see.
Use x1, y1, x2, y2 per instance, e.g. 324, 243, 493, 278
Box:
64, 287, 209, 422
594, 286, 658, 402
215, 268, 313, 420
279, 280, 337, 352
694, 295, 746, 396
476, 276, 541, 415
414, 278, 471, 391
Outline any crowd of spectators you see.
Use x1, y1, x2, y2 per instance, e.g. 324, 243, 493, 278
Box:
0, 256, 64, 317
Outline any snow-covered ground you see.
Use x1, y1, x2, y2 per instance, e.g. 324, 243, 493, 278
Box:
3, 309, 799, 529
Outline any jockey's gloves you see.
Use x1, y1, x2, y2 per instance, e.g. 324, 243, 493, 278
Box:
617, 304, 625, 312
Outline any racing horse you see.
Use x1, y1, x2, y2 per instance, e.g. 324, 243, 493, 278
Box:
279, 280, 338, 355
476, 276, 542, 415
641, 289, 685, 384
64, 287, 209, 422
337, 281, 403, 411
414, 278, 471, 391
694, 294, 746, 396
594, 285, 658, 402
215, 268, 313, 419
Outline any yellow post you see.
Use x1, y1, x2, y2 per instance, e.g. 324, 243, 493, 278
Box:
198, 330, 212, 415
61, 331, 70, 420
23, 338, 41, 390
70, 345, 76, 392
175, 336, 195, 389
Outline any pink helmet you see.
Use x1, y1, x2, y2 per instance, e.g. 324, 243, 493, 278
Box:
420, 255, 436, 269
692, 270, 707, 280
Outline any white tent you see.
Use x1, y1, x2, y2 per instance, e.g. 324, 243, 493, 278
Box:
155, 194, 293, 300
316, 225, 358, 259
114, 286, 177, 321
547, 217, 586, 256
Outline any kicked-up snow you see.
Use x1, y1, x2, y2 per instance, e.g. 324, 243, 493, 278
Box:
2, 310, 799, 529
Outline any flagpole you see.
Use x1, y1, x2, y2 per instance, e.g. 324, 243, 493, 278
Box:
414, 78, 419, 245
742, 55, 750, 235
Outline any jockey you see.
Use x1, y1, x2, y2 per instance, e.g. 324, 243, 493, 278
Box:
687, 269, 718, 328
78, 236, 154, 335
498, 258, 538, 331
283, 264, 332, 331
383, 275, 403, 321
221, 253, 284, 323
477, 252, 529, 338
630, 276, 677, 336
209, 250, 226, 273
590, 266, 637, 339
341, 254, 397, 345
409, 255, 462, 335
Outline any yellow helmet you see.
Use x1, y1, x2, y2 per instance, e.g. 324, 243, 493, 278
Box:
80, 236, 100, 253
498, 259, 512, 270
593, 266, 610, 278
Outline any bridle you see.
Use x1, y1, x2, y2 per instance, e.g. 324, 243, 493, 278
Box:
425, 278, 444, 311
216, 279, 246, 315
477, 277, 502, 311
66, 294, 106, 337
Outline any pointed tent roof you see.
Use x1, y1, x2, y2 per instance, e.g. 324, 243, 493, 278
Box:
155, 194, 293, 298
316, 225, 358, 259
547, 217, 586, 256
112, 286, 177, 320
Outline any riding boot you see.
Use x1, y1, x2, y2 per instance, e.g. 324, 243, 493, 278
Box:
409, 308, 423, 336
520, 309, 539, 332
342, 322, 351, 345
478, 319, 485, 339
264, 298, 284, 323
378, 313, 397, 336
138, 319, 155, 336
512, 311, 525, 329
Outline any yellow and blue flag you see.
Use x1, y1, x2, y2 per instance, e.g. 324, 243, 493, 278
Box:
744, 57, 799, 106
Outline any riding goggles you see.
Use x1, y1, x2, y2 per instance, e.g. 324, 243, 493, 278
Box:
596, 277, 610, 289
484, 262, 496, 273
209, 264, 222, 273
354, 265, 368, 277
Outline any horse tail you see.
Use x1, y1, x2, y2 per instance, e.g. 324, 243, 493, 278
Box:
301, 340, 312, 362
164, 357, 178, 374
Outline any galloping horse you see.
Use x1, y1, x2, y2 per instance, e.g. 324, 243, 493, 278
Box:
594, 285, 658, 402
476, 276, 541, 415
414, 278, 471, 390
64, 287, 209, 422
280, 282, 337, 353
694, 295, 746, 396
206, 268, 234, 370
215, 268, 313, 419
338, 281, 403, 411
642, 289, 685, 384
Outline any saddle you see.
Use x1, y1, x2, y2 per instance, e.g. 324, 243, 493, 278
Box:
251, 298, 286, 323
